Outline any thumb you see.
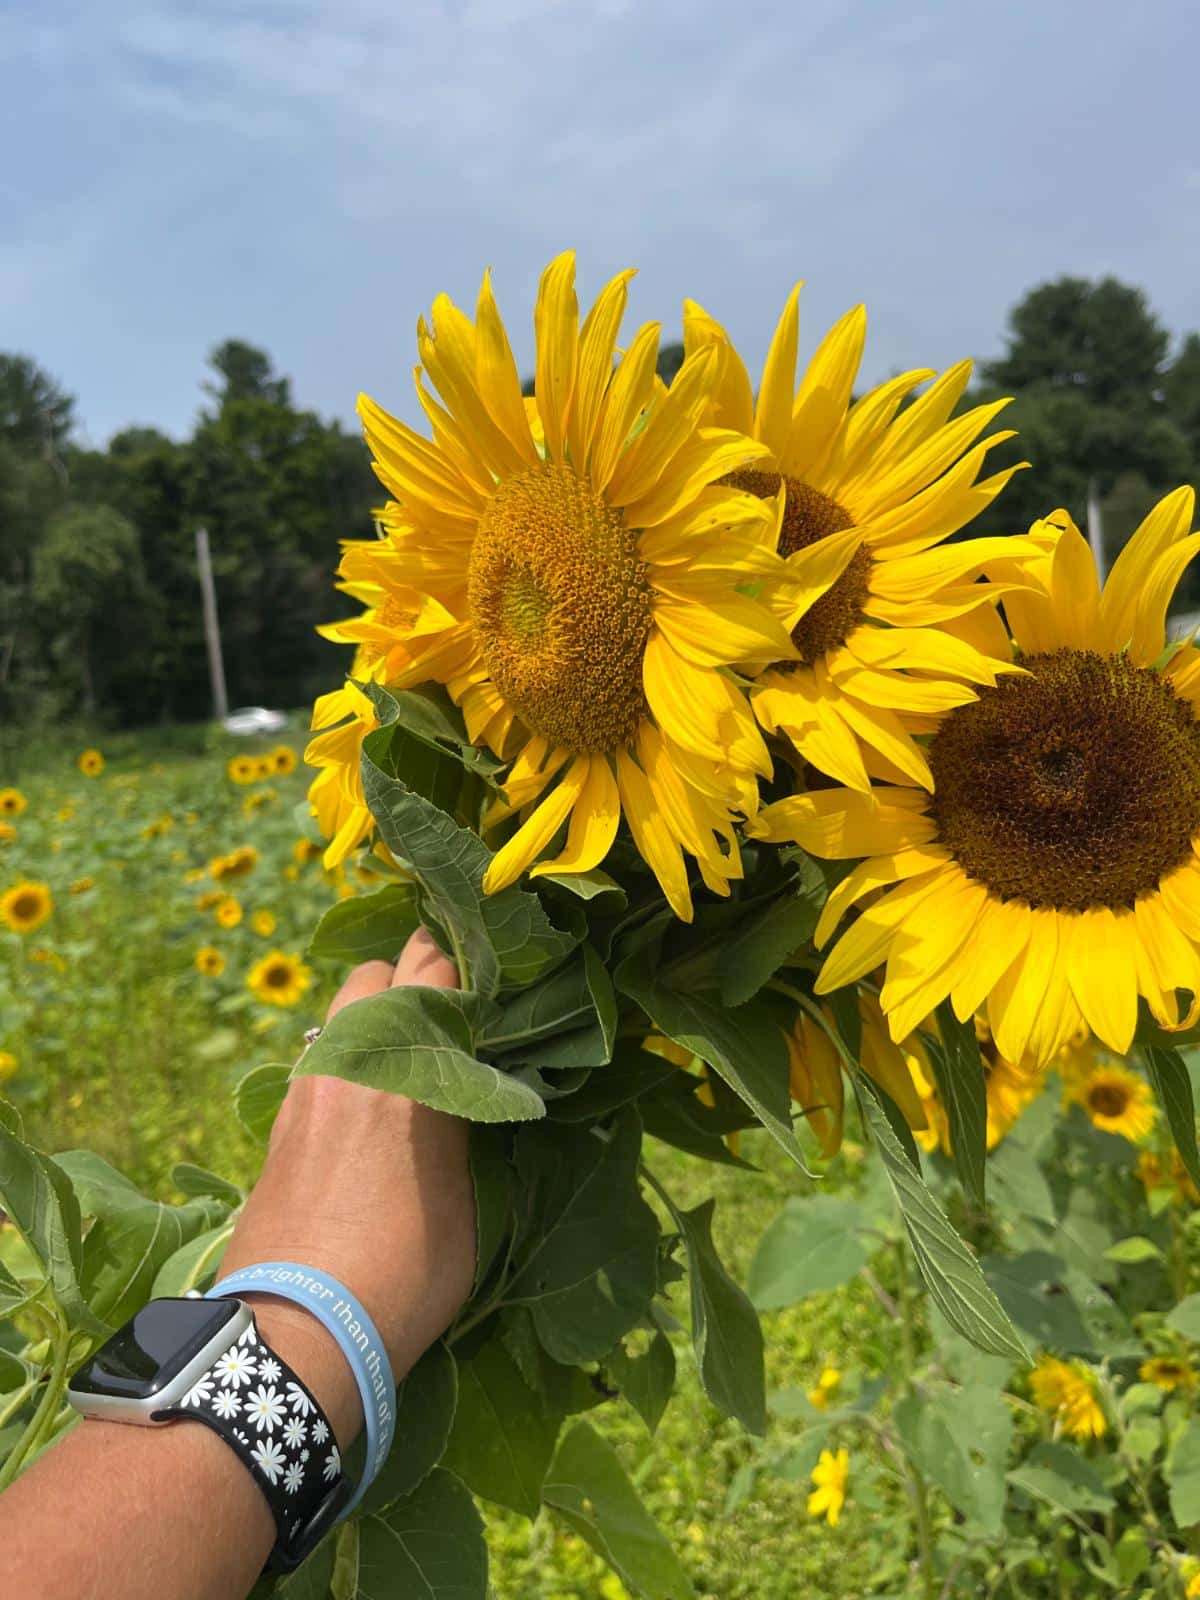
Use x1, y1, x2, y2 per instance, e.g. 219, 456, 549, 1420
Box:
392, 927, 459, 991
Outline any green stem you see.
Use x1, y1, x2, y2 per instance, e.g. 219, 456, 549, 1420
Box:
444, 920, 470, 992
0, 1316, 71, 1491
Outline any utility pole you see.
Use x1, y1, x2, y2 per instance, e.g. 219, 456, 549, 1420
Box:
1086, 476, 1105, 583
195, 526, 229, 722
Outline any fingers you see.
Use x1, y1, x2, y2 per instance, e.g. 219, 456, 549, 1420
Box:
325, 959, 395, 1020
393, 927, 459, 991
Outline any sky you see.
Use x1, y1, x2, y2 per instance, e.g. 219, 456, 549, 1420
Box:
3, 0, 1199, 447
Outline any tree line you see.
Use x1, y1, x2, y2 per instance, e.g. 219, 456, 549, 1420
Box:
2, 278, 1199, 729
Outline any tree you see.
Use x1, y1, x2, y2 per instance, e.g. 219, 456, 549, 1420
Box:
983, 276, 1170, 406
202, 340, 291, 411
0, 354, 74, 458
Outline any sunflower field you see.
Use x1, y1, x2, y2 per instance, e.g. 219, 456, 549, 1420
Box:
6, 254, 1200, 1598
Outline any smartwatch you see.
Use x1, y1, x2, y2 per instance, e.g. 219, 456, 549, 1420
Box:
66, 1294, 349, 1571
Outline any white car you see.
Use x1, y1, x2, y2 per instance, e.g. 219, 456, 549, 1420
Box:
224, 707, 288, 736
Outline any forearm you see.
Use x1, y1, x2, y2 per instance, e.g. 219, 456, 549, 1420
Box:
0, 1301, 360, 1600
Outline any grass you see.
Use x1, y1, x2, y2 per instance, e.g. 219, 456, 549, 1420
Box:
0, 723, 928, 1598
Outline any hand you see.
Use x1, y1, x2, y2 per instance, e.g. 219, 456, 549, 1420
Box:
218, 929, 476, 1445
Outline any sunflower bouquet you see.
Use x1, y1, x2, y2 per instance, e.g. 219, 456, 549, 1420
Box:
251, 252, 1200, 1590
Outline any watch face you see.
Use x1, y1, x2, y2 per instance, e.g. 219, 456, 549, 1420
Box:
69, 1298, 240, 1401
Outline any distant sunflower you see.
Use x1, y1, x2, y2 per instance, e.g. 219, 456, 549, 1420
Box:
682, 287, 1026, 791
0, 822, 15, 845
320, 252, 797, 919
78, 749, 104, 777
69, 876, 96, 896
0, 789, 27, 818
228, 755, 257, 786
247, 950, 311, 1007
293, 837, 324, 866
1137, 1147, 1199, 1207
1, 880, 53, 934
270, 745, 298, 776
214, 896, 242, 929
1029, 1357, 1107, 1439
211, 846, 258, 882
195, 945, 225, 977
1140, 1355, 1195, 1392
1070, 1063, 1156, 1141
0, 1050, 16, 1083
251, 910, 276, 938
750, 492, 1200, 1067
253, 757, 274, 782
908, 1018, 1043, 1154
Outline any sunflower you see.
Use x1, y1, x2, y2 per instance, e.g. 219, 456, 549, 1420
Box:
214, 896, 242, 929
908, 1021, 1043, 1155
786, 989, 926, 1157
0, 789, 27, 818
211, 846, 258, 882
141, 814, 173, 841
750, 492, 1200, 1068
243, 788, 277, 818
69, 876, 96, 896
228, 755, 257, 786
78, 749, 104, 777
1029, 1357, 1106, 1440
0, 1050, 16, 1083
195, 945, 225, 977
0, 822, 15, 845
1069, 1063, 1156, 1141
270, 745, 298, 776
681, 287, 1027, 793
1139, 1355, 1195, 1392
195, 889, 224, 911
251, 909, 276, 937
1, 880, 53, 934
807, 1448, 849, 1526
807, 1366, 842, 1411
247, 950, 311, 1007
1137, 1148, 1199, 1208
317, 253, 801, 920
305, 682, 379, 870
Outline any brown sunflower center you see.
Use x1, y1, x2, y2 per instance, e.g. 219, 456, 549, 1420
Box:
723, 468, 871, 666
265, 962, 291, 988
1087, 1082, 1130, 1118
929, 650, 1200, 912
11, 893, 40, 920
468, 463, 653, 753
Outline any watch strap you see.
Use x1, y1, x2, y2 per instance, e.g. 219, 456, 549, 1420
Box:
156, 1314, 349, 1571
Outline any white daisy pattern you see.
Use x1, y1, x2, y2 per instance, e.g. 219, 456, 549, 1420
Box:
237, 1324, 260, 1348
213, 1346, 257, 1389
300, 1449, 310, 1463
323, 1446, 341, 1483
283, 1461, 305, 1496
211, 1388, 242, 1420
282, 1417, 307, 1450
245, 1385, 287, 1434
310, 1417, 329, 1445
250, 1437, 286, 1485
257, 1356, 282, 1384
286, 1382, 316, 1418
180, 1375, 214, 1409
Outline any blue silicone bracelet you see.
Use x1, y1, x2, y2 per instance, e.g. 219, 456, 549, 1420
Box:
207, 1263, 396, 1516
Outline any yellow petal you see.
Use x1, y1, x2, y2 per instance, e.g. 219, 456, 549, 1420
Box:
681, 298, 756, 435
654, 590, 795, 669
615, 747, 692, 920
533, 251, 579, 463
569, 268, 635, 470
949, 896, 1032, 1022
747, 786, 936, 858
779, 304, 865, 480
607, 344, 720, 508
474, 269, 539, 467
643, 631, 769, 774
530, 755, 621, 879
483, 755, 591, 894
755, 284, 801, 462
988, 908, 1061, 1064
814, 845, 952, 948
589, 321, 662, 492
1129, 534, 1200, 667
1097, 485, 1196, 654
1064, 908, 1139, 1057
815, 868, 950, 992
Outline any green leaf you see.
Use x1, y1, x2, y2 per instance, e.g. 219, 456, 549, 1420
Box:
361, 740, 575, 996
615, 964, 807, 1170
293, 987, 545, 1123
1103, 1236, 1164, 1264
356, 1468, 487, 1599
0, 1120, 92, 1329
655, 1189, 765, 1435
539, 869, 627, 906
469, 1127, 515, 1294
56, 1151, 227, 1330
542, 1421, 695, 1600
1142, 1046, 1200, 1191
361, 681, 503, 784
639, 1074, 753, 1169
986, 1137, 1057, 1226
928, 1001, 988, 1205
500, 1307, 606, 1417
982, 1251, 1093, 1355
893, 1384, 1013, 1534
858, 1079, 1027, 1361
748, 1194, 868, 1309
1008, 1442, 1114, 1517
362, 1341, 458, 1513
549, 1045, 677, 1125
274, 1536, 336, 1598
151, 1220, 236, 1297
440, 1336, 560, 1517
507, 1110, 658, 1363
1167, 1419, 1200, 1528
0, 1259, 33, 1318
234, 1063, 291, 1143
307, 885, 420, 966
171, 1163, 243, 1207
483, 944, 616, 1069
1167, 1292, 1200, 1341
606, 1330, 676, 1435
714, 870, 824, 1006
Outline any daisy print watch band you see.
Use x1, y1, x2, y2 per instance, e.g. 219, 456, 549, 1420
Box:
157, 1312, 349, 1571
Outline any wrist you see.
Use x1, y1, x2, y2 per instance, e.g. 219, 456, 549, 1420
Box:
239, 1294, 363, 1450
